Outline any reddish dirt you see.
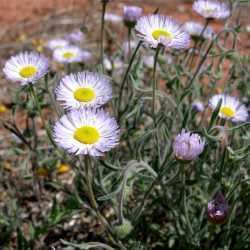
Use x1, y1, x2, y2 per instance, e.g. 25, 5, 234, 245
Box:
0, 0, 88, 26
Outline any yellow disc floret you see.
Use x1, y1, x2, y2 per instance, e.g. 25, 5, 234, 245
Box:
152, 29, 173, 40
74, 87, 96, 102
220, 106, 235, 118
19, 65, 38, 78
74, 126, 100, 144
62, 52, 75, 59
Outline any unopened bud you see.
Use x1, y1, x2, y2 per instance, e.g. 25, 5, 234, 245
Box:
207, 191, 229, 224
114, 219, 133, 239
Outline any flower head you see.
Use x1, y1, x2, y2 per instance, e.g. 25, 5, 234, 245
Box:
81, 50, 93, 64
53, 109, 120, 156
207, 191, 229, 224
3, 51, 49, 85
46, 38, 70, 50
65, 30, 85, 43
192, 100, 205, 112
135, 15, 190, 49
53, 46, 85, 64
193, 0, 230, 20
173, 130, 205, 162
184, 21, 214, 40
209, 94, 248, 123
56, 71, 112, 110
123, 5, 143, 28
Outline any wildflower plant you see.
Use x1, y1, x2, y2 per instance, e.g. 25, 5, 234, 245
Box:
1, 0, 250, 249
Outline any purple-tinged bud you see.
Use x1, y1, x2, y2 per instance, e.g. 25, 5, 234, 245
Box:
123, 5, 143, 28
173, 130, 205, 162
207, 192, 229, 224
192, 100, 205, 112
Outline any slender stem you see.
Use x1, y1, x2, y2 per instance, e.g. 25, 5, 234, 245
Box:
128, 27, 131, 59
117, 41, 142, 119
100, 1, 107, 72
117, 179, 126, 224
83, 156, 121, 248
185, 40, 214, 90
29, 84, 57, 148
186, 18, 210, 68
152, 46, 161, 126
181, 164, 194, 236
133, 160, 177, 223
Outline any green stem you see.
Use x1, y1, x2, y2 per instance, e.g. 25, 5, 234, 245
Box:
83, 156, 121, 247
181, 164, 194, 236
117, 41, 142, 120
188, 18, 210, 68
100, 1, 107, 72
133, 160, 177, 223
128, 27, 131, 59
29, 84, 57, 148
185, 40, 214, 90
152, 46, 161, 125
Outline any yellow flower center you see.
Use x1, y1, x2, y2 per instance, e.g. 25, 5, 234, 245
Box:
204, 7, 214, 15
57, 163, 71, 174
152, 29, 173, 40
62, 52, 75, 59
74, 126, 100, 144
0, 104, 7, 113
220, 106, 235, 118
19, 65, 38, 78
74, 87, 96, 102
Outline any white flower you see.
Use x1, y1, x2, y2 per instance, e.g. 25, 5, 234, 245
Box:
192, 100, 205, 112
55, 71, 112, 110
53, 109, 120, 156
209, 94, 248, 123
53, 46, 85, 64
65, 30, 85, 43
135, 14, 190, 49
3, 51, 49, 85
81, 51, 93, 64
184, 21, 214, 39
173, 130, 205, 161
193, 0, 230, 20
46, 39, 70, 50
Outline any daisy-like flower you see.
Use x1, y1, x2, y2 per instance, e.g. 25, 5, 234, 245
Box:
53, 109, 120, 156
184, 21, 214, 40
173, 130, 205, 162
3, 51, 49, 85
193, 0, 230, 20
135, 15, 190, 49
46, 38, 70, 50
55, 71, 112, 110
209, 94, 248, 123
53, 46, 84, 64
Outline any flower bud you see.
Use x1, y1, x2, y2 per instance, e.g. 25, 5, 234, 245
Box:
123, 5, 142, 28
207, 191, 229, 224
113, 219, 133, 239
191, 100, 205, 113
173, 130, 205, 162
